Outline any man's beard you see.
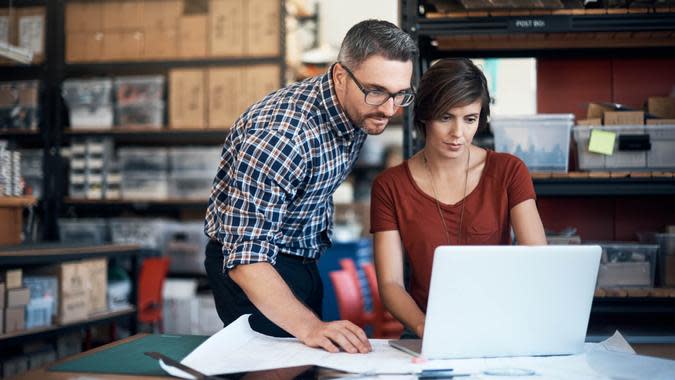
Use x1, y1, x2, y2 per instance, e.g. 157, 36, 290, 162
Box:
357, 112, 390, 135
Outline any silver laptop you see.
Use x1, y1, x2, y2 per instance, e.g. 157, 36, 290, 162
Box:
390, 245, 601, 359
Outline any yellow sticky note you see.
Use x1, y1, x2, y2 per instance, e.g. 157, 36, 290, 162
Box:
588, 129, 616, 155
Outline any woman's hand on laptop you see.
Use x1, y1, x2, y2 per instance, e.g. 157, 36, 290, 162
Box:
300, 320, 372, 354
415, 321, 425, 339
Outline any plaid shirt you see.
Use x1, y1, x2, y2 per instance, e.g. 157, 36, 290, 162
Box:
205, 65, 367, 270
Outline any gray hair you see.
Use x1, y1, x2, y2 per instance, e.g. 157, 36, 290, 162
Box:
337, 19, 418, 69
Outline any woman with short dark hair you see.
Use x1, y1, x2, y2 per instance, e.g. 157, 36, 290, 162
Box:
370, 58, 547, 339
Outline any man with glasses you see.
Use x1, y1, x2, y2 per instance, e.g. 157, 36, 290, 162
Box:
204, 19, 417, 354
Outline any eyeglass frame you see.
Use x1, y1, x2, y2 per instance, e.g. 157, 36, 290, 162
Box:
337, 62, 415, 107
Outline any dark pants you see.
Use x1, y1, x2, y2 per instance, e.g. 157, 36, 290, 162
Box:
204, 239, 323, 337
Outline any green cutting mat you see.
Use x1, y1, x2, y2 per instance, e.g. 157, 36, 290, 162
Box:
50, 334, 208, 376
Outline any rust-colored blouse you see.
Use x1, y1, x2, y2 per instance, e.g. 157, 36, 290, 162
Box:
370, 150, 536, 311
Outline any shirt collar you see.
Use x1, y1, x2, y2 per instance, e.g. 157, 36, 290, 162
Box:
320, 63, 357, 138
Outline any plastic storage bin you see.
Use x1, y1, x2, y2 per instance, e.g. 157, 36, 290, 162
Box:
114, 75, 165, 105
597, 243, 658, 288
168, 174, 213, 199
58, 218, 110, 244
491, 114, 573, 172
573, 125, 675, 171
26, 297, 55, 329
165, 222, 210, 275
118, 147, 168, 172
121, 173, 169, 199
63, 79, 113, 129
110, 218, 173, 250
0, 106, 39, 130
115, 102, 164, 127
169, 147, 221, 174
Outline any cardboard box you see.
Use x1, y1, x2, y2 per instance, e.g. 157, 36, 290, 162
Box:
17, 7, 45, 63
7, 287, 30, 307
143, 29, 178, 60
3, 268, 22, 289
82, 258, 108, 315
103, 31, 144, 61
65, 2, 103, 32
576, 118, 601, 126
5, 306, 26, 333
142, 0, 181, 31
604, 111, 644, 125
241, 64, 281, 111
178, 15, 207, 58
170, 69, 206, 128
207, 67, 244, 128
66, 32, 105, 63
208, 0, 245, 57
647, 118, 675, 125
587, 102, 615, 120
246, 0, 280, 57
648, 97, 675, 119
44, 262, 89, 324
0, 8, 14, 44
102, 0, 144, 31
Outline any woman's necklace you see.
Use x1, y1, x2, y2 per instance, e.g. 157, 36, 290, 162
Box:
423, 148, 471, 245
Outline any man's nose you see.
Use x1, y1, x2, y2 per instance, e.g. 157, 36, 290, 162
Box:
377, 97, 396, 117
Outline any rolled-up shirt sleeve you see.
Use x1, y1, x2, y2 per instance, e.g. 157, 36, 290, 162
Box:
217, 128, 305, 270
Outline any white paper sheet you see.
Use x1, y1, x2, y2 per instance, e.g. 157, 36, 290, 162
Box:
159, 315, 675, 380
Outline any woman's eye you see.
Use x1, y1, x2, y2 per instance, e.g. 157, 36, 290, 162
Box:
466, 117, 478, 124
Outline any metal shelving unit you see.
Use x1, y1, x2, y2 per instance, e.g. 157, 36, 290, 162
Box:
0, 243, 151, 347
1, 0, 287, 239
400, 0, 675, 343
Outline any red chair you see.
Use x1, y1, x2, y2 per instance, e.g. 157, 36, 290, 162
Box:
361, 262, 404, 338
329, 270, 366, 327
138, 257, 170, 332
339, 258, 374, 327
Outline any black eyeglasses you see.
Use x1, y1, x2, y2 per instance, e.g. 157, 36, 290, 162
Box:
339, 62, 415, 107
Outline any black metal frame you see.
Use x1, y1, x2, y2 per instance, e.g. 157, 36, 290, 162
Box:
1, 0, 287, 239
0, 243, 151, 346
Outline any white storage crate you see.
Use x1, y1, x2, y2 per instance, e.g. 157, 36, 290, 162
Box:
165, 222, 210, 275
573, 125, 675, 171
491, 114, 573, 172
68, 104, 114, 129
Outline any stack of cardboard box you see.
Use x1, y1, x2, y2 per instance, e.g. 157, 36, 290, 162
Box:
65, 0, 280, 62
170, 64, 280, 128
3, 268, 30, 334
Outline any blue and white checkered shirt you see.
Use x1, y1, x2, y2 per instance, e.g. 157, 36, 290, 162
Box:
204, 65, 367, 270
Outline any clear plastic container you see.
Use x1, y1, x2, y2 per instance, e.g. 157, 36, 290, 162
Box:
62, 79, 113, 106
165, 222, 210, 275
597, 243, 658, 288
121, 172, 169, 200
58, 218, 110, 244
110, 218, 174, 251
115, 101, 164, 127
114, 75, 165, 105
169, 147, 221, 174
491, 114, 573, 172
26, 297, 55, 329
68, 104, 114, 129
168, 174, 213, 199
118, 147, 168, 172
